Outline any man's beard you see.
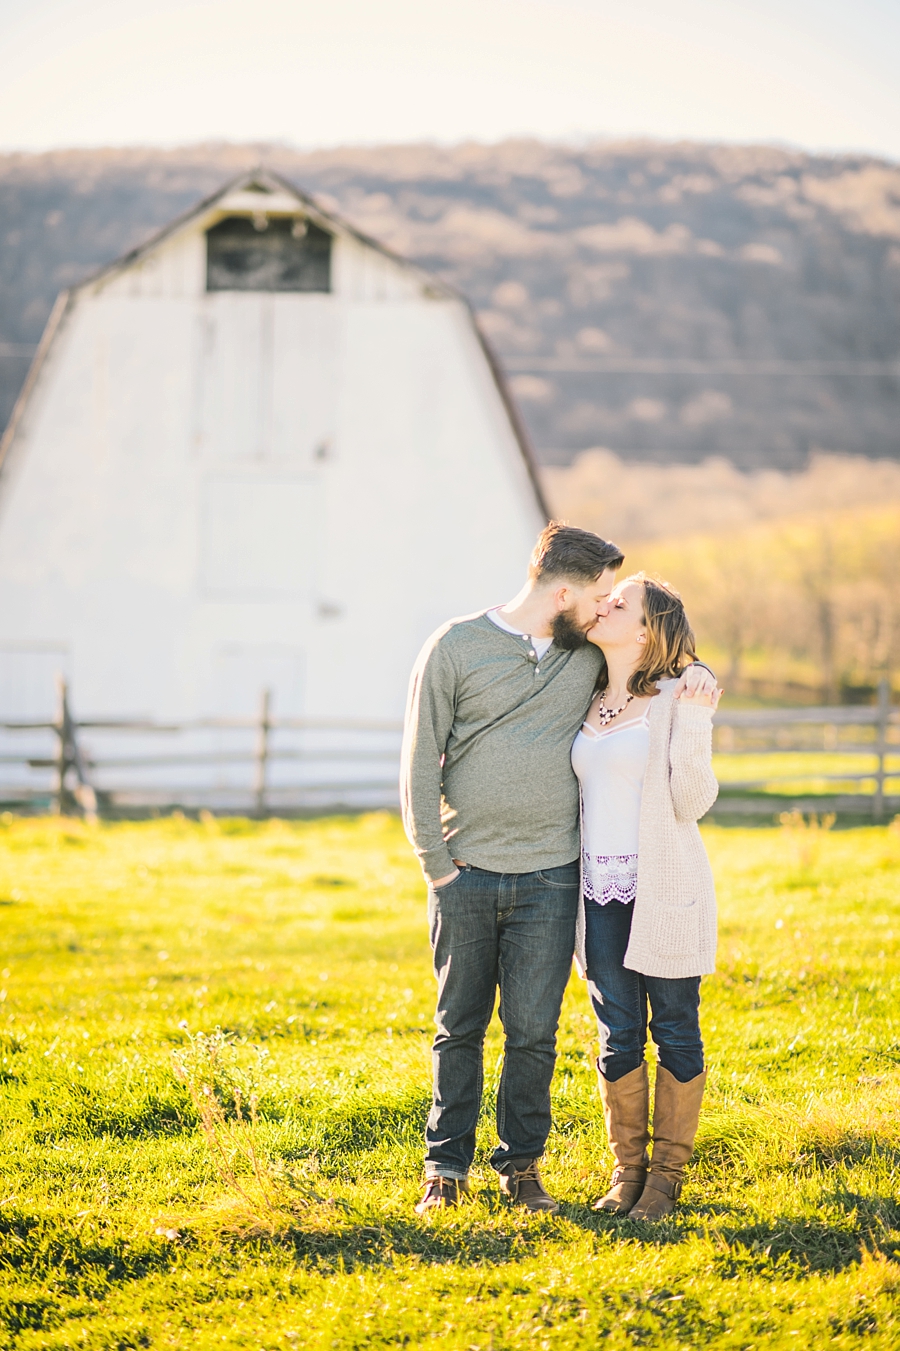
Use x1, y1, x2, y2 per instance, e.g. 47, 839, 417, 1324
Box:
551, 607, 591, 651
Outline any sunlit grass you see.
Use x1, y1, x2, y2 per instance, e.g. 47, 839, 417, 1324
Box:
0, 813, 898, 1348
713, 751, 900, 796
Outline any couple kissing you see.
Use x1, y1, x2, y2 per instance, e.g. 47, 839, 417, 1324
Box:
401, 523, 720, 1220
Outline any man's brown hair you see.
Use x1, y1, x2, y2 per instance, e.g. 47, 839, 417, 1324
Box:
528, 523, 624, 586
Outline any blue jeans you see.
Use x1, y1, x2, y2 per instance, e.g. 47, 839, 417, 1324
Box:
584, 899, 704, 1084
425, 861, 579, 1180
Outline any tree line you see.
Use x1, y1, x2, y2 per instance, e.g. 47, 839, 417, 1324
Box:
634, 504, 900, 702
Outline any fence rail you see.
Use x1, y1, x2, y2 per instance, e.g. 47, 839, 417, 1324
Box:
0, 679, 404, 815
0, 677, 896, 820
710, 678, 898, 820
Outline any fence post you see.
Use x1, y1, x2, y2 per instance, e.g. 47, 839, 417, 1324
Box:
874, 677, 890, 823
254, 688, 271, 815
52, 675, 98, 822
52, 674, 68, 814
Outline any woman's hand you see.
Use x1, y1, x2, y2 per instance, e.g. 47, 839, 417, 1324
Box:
679, 684, 723, 710
674, 664, 718, 700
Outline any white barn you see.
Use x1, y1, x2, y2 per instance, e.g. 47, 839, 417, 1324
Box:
0, 171, 546, 808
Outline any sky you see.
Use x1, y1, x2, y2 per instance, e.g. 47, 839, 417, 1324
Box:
0, 0, 898, 160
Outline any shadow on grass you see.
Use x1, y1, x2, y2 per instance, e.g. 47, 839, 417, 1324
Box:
25, 1082, 196, 1141
0, 1292, 64, 1337
17, 1079, 432, 1148
314, 1093, 431, 1148
0, 1210, 174, 1290
2, 1193, 896, 1317
616, 1189, 900, 1275
703, 1211, 900, 1275
256, 1215, 885, 1274
191, 1183, 900, 1275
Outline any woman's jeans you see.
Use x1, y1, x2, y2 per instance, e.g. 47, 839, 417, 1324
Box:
425, 861, 579, 1180
584, 898, 704, 1084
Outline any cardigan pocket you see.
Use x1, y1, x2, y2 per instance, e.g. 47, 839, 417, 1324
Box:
651, 902, 701, 959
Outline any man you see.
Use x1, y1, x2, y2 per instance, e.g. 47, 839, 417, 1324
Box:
401, 524, 715, 1215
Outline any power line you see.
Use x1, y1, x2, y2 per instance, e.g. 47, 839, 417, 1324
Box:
502, 357, 900, 376
3, 342, 898, 376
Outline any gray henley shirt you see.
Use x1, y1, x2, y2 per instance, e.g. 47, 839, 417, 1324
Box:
400, 611, 602, 882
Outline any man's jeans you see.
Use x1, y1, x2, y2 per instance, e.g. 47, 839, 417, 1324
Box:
584, 898, 704, 1084
425, 861, 579, 1180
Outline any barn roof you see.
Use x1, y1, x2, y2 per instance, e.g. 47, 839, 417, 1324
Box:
0, 169, 549, 518
81, 168, 455, 297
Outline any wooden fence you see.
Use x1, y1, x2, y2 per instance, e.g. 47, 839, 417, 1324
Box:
710, 678, 899, 821
0, 679, 403, 816
0, 677, 896, 820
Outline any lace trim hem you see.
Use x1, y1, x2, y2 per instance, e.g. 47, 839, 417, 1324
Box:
583, 852, 638, 906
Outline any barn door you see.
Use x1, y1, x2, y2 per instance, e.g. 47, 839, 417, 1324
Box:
192, 293, 342, 465
193, 294, 271, 460
270, 297, 343, 461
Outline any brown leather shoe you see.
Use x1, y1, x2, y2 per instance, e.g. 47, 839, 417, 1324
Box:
415, 1177, 466, 1214
498, 1160, 560, 1214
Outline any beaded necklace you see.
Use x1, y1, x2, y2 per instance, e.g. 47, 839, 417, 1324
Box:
593, 691, 634, 728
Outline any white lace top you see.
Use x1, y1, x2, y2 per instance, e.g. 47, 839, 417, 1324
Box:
570, 710, 651, 905
572, 684, 720, 980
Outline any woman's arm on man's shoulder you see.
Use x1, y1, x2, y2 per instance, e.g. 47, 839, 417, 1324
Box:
673, 662, 717, 699
669, 689, 721, 822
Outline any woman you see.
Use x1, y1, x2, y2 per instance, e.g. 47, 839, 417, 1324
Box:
572, 572, 720, 1221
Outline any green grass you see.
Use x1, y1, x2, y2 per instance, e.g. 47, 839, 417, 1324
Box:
0, 812, 899, 1350
712, 752, 900, 797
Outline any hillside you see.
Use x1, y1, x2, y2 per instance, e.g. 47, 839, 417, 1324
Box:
1, 139, 900, 468
544, 449, 900, 544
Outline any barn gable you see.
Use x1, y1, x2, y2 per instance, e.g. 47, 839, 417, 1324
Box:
80, 172, 454, 305
0, 170, 546, 509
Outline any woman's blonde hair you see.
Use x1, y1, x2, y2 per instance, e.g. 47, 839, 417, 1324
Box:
595, 572, 697, 697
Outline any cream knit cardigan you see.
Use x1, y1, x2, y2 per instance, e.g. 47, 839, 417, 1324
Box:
575, 679, 719, 980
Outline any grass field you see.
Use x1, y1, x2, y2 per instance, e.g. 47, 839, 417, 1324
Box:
711, 752, 900, 798
0, 813, 899, 1350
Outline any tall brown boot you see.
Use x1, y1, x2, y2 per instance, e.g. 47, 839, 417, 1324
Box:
628, 1066, 706, 1221
592, 1062, 650, 1213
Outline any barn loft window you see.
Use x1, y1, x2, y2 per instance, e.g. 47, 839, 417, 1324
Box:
206, 215, 331, 292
